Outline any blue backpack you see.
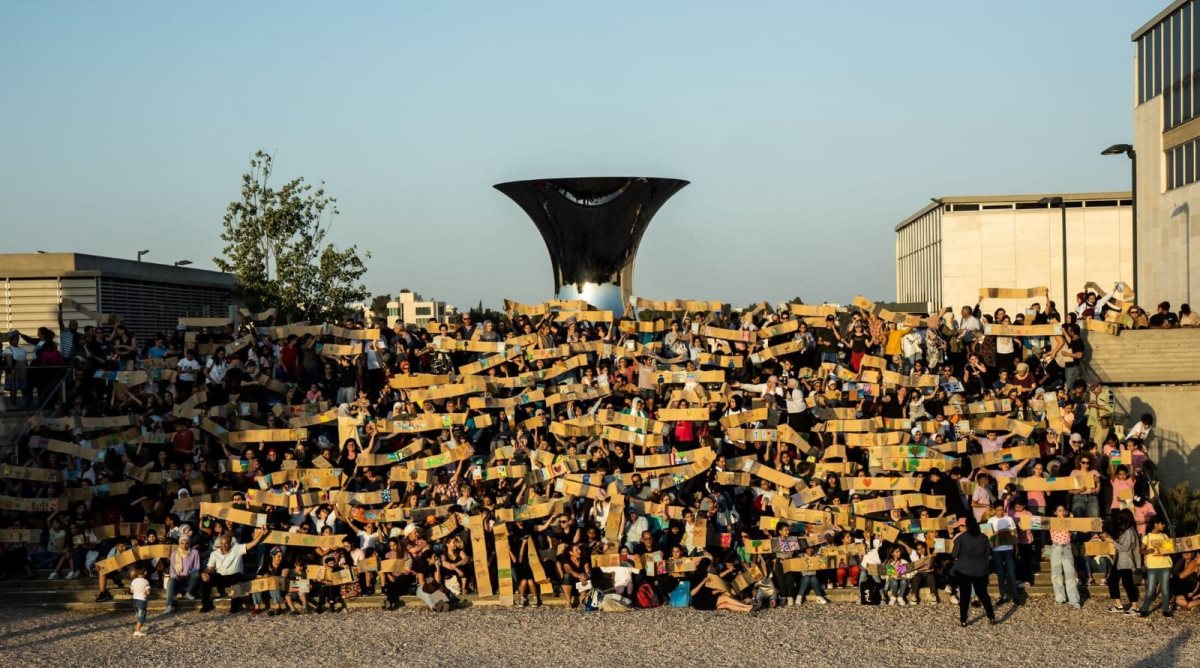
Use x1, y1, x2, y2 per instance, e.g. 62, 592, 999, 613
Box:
669, 581, 692, 608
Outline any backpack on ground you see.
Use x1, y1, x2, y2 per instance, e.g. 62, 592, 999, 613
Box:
668, 581, 692, 608
636, 583, 660, 608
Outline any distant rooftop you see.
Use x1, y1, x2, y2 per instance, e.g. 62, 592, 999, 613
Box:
895, 191, 1132, 232
0, 252, 233, 289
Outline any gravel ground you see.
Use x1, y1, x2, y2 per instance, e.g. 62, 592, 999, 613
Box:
0, 599, 1196, 667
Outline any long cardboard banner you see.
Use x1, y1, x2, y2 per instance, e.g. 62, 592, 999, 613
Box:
979, 287, 1049, 301
226, 428, 308, 444
984, 324, 1062, 337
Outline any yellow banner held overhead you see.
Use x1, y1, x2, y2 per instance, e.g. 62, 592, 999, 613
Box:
978, 287, 1049, 301
984, 324, 1062, 337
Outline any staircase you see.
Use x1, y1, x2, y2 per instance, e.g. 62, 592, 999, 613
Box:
1084, 328, 1200, 384
0, 551, 1123, 612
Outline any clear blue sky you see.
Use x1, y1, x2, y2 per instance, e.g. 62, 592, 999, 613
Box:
0, 1, 1160, 310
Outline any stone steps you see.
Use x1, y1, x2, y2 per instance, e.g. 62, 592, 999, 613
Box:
0, 576, 1117, 611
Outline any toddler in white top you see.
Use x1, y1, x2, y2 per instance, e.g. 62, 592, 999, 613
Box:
131, 566, 151, 637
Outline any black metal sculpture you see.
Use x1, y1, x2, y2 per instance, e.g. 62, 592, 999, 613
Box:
494, 177, 689, 315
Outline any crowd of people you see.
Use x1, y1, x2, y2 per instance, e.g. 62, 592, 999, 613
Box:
2, 287, 1199, 638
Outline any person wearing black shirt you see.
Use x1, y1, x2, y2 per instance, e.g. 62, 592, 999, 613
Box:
951, 518, 996, 626
1149, 301, 1180, 328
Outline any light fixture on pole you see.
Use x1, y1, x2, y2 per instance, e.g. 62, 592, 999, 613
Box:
1038, 196, 1068, 312
137, 250, 150, 262
1102, 143, 1137, 295
174, 260, 193, 267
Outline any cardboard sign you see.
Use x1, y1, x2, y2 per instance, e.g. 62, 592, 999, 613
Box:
782, 556, 835, 572
1013, 475, 1084, 492
264, 531, 346, 549
407, 444, 473, 471
388, 467, 434, 485
601, 426, 664, 449
1017, 516, 1103, 532
256, 468, 344, 490
1160, 534, 1200, 554
0, 529, 42, 543
969, 445, 1040, 469
1084, 540, 1116, 557
984, 324, 1062, 337
356, 440, 427, 467
635, 447, 713, 469
788, 304, 840, 317
227, 428, 308, 444
720, 407, 769, 429
656, 407, 711, 422
725, 427, 779, 443
199, 502, 268, 528
843, 476, 923, 492
411, 378, 490, 404
229, 576, 288, 597
493, 523, 514, 606
978, 287, 1049, 301
0, 465, 62, 482
95, 544, 173, 574
377, 413, 467, 434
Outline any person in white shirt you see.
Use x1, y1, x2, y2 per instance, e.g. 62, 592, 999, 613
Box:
130, 566, 151, 637
986, 500, 1023, 605
3, 333, 31, 408
1127, 414, 1153, 443
205, 348, 229, 386
175, 349, 202, 398
199, 529, 267, 613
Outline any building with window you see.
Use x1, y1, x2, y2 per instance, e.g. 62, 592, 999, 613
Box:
0, 252, 235, 339
895, 193, 1133, 315
385, 290, 457, 329
1133, 0, 1200, 307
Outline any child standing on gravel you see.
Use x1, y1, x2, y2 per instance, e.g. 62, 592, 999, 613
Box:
131, 566, 151, 637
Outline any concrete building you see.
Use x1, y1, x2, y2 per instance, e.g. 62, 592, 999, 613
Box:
386, 290, 456, 329
895, 193, 1133, 314
1132, 0, 1200, 308
0, 253, 235, 339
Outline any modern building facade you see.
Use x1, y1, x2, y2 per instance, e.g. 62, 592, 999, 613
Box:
895, 193, 1133, 315
0, 253, 235, 339
494, 177, 689, 315
386, 290, 456, 329
1133, 1, 1200, 307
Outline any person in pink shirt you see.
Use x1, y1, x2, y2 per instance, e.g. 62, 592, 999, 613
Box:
1131, 498, 1156, 535
971, 429, 1013, 453
1022, 461, 1049, 514
1110, 465, 1136, 512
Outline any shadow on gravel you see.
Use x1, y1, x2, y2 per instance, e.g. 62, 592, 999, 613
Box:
0, 610, 231, 651
0, 609, 83, 641
1132, 629, 1194, 668
0, 618, 128, 650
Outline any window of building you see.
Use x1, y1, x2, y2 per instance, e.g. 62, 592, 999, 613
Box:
415, 306, 432, 316
1188, 141, 1197, 186
1166, 137, 1200, 191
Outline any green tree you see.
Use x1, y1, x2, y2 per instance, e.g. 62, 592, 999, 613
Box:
370, 293, 392, 318
214, 151, 370, 322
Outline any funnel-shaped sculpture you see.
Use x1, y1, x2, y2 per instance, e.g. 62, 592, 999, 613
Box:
494, 177, 689, 316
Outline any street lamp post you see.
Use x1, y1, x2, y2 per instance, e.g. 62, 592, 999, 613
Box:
1038, 196, 1068, 310
137, 250, 150, 262
174, 260, 193, 267
1102, 144, 1137, 295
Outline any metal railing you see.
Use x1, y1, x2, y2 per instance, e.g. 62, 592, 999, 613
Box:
1079, 355, 1177, 537
5, 364, 73, 451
